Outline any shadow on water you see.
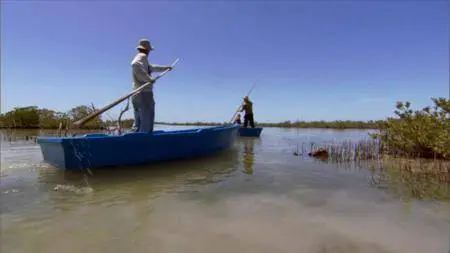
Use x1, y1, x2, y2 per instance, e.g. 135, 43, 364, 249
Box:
31, 146, 241, 210
31, 136, 276, 214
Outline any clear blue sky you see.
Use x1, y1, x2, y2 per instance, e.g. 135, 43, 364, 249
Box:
2, 1, 448, 123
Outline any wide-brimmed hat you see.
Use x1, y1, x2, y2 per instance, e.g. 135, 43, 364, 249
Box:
136, 38, 154, 51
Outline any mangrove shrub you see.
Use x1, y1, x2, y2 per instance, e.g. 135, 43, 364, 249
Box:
371, 97, 450, 160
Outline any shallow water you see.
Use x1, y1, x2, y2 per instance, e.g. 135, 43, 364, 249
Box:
1, 127, 449, 253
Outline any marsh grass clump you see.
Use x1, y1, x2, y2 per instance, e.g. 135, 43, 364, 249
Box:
302, 139, 449, 173
301, 139, 382, 163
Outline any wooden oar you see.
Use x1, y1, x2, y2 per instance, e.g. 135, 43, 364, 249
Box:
72, 58, 180, 128
229, 83, 256, 124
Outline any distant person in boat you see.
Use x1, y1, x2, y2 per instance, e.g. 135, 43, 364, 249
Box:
240, 96, 255, 128
234, 114, 242, 125
131, 38, 173, 132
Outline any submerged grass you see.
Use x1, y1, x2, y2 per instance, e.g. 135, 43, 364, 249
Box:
295, 139, 450, 201
376, 157, 450, 201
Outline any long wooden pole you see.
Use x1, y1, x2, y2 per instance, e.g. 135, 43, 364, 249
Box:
72, 58, 180, 128
229, 83, 256, 124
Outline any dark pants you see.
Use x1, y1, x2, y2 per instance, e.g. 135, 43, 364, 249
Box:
243, 113, 255, 128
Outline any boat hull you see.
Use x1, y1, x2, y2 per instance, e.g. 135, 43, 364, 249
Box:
37, 124, 239, 171
238, 127, 263, 137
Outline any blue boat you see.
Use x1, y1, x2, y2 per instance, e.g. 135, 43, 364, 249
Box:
36, 124, 239, 171
238, 127, 263, 137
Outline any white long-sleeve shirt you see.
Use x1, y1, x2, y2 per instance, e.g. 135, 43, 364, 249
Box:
131, 52, 167, 92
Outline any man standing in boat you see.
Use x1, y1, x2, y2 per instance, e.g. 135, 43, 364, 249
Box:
131, 38, 172, 132
240, 96, 255, 128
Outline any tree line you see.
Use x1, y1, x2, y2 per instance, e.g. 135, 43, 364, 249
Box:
159, 120, 382, 129
0, 105, 103, 129
0, 105, 382, 129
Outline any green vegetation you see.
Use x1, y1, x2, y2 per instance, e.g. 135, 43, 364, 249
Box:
0, 105, 103, 129
370, 97, 449, 160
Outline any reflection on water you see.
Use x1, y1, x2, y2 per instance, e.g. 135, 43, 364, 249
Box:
369, 158, 450, 202
1, 128, 449, 253
240, 137, 257, 175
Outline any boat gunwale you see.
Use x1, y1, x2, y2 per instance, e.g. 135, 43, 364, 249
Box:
36, 124, 239, 143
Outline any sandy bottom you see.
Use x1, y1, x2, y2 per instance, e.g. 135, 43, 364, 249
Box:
2, 188, 449, 253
